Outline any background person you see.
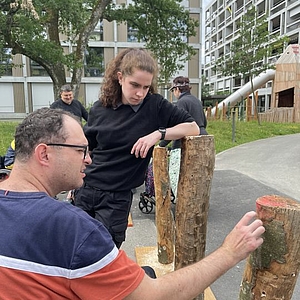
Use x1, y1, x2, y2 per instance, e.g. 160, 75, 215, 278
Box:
169, 76, 207, 137
3, 139, 15, 170
160, 76, 208, 197
74, 48, 200, 248
0, 139, 15, 182
50, 84, 89, 122
0, 107, 265, 299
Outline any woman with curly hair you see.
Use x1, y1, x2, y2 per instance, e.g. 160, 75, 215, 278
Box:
74, 48, 199, 248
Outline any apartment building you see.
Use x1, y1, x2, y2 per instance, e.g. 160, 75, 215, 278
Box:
0, 0, 202, 118
204, 0, 300, 111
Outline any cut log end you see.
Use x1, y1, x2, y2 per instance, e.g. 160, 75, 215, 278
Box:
256, 195, 300, 210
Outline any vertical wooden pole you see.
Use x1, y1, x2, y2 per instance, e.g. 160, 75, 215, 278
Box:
246, 95, 251, 121
254, 91, 259, 121
239, 195, 300, 300
174, 136, 215, 300
232, 108, 236, 143
206, 107, 211, 121
214, 101, 218, 120
153, 147, 175, 264
222, 102, 226, 120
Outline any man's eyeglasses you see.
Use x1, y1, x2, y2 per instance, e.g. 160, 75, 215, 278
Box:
46, 143, 88, 159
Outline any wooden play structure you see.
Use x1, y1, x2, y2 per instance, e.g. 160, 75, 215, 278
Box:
208, 44, 300, 123
265, 44, 300, 123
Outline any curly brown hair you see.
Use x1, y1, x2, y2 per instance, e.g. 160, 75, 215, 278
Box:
100, 48, 158, 107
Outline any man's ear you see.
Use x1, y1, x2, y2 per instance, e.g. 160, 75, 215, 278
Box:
35, 144, 50, 166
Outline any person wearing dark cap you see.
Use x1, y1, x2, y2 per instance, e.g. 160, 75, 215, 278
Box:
169, 76, 207, 138
159, 76, 208, 198
50, 84, 89, 122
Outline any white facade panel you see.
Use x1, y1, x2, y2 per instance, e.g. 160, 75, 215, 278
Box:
86, 84, 101, 107
290, 6, 300, 18
0, 83, 14, 112
32, 83, 54, 110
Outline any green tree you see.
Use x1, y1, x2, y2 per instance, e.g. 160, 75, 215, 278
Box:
105, 0, 197, 86
0, 0, 198, 98
201, 75, 210, 98
215, 6, 287, 124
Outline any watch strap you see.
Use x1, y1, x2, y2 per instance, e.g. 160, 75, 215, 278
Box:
159, 128, 166, 140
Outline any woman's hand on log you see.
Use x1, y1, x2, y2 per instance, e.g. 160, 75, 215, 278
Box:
221, 211, 265, 263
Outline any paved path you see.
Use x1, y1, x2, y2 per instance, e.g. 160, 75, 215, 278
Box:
122, 133, 300, 299
215, 133, 300, 202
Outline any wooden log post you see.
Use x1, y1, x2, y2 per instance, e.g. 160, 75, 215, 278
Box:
214, 101, 219, 120
174, 135, 215, 300
246, 95, 251, 121
254, 91, 258, 121
239, 195, 300, 300
206, 107, 211, 121
222, 102, 226, 120
153, 146, 175, 264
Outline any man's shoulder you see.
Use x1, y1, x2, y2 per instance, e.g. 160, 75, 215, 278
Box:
70, 99, 82, 106
180, 93, 201, 105
50, 99, 63, 108
180, 92, 197, 100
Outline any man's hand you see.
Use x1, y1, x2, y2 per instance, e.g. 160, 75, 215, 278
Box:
125, 211, 265, 300
221, 211, 265, 263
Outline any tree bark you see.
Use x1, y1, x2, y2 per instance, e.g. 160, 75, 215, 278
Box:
174, 135, 215, 300
153, 146, 175, 264
239, 195, 300, 300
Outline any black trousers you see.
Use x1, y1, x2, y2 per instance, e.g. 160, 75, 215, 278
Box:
74, 184, 133, 248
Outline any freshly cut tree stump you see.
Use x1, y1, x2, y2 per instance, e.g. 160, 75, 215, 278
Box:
239, 195, 300, 300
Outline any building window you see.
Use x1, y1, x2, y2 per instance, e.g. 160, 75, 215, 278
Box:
270, 15, 281, 33
84, 47, 104, 77
90, 20, 103, 41
128, 24, 139, 42
288, 34, 298, 45
234, 77, 241, 87
30, 60, 48, 76
0, 48, 13, 76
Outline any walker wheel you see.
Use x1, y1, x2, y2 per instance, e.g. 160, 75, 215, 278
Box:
139, 193, 154, 214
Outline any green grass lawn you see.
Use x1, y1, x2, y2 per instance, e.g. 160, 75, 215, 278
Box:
207, 120, 300, 153
1, 119, 300, 156
0, 121, 19, 155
